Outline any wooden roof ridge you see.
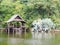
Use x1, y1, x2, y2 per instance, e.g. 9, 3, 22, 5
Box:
6, 14, 25, 23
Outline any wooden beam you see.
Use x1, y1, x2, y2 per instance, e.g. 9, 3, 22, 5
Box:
7, 23, 10, 37
13, 24, 14, 37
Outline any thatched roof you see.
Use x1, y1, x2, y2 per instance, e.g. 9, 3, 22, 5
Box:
6, 14, 25, 23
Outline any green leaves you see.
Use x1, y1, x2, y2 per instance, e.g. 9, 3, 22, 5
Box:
0, 0, 60, 28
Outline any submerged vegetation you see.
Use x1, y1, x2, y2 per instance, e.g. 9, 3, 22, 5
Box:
0, 0, 60, 29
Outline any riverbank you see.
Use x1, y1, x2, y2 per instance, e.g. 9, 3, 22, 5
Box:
50, 30, 60, 34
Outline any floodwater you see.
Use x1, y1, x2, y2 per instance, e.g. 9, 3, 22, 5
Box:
0, 31, 60, 45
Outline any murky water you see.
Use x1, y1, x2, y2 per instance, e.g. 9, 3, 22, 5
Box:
0, 31, 60, 45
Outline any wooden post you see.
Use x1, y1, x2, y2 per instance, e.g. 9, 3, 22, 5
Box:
25, 27, 26, 36
19, 28, 21, 37
0, 29, 2, 37
13, 24, 14, 37
15, 22, 17, 37
22, 23, 26, 36
15, 22, 18, 37
7, 23, 10, 37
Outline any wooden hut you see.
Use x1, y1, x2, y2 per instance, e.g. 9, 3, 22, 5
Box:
6, 14, 26, 34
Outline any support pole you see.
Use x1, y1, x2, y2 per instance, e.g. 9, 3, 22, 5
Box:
13, 24, 14, 37
24, 24, 26, 38
7, 23, 10, 37
1, 29, 2, 37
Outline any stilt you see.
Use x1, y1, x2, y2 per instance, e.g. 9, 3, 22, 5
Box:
7, 23, 10, 37
24, 26, 26, 34
24, 27, 26, 38
1, 29, 2, 37
15, 28, 17, 36
19, 28, 21, 37
13, 29, 14, 37
13, 24, 14, 37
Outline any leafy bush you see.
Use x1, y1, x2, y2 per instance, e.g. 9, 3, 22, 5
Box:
41, 18, 55, 30
31, 18, 55, 31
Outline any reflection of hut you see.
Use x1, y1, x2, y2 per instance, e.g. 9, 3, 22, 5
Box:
6, 14, 26, 34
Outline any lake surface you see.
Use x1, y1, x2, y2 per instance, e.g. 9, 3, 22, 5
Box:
0, 31, 60, 45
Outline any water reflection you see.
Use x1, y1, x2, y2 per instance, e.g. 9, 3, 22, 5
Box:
7, 38, 27, 45
0, 32, 60, 45
31, 32, 53, 39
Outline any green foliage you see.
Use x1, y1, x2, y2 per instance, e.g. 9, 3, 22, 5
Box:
0, 0, 60, 29
32, 18, 55, 31
41, 18, 55, 30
